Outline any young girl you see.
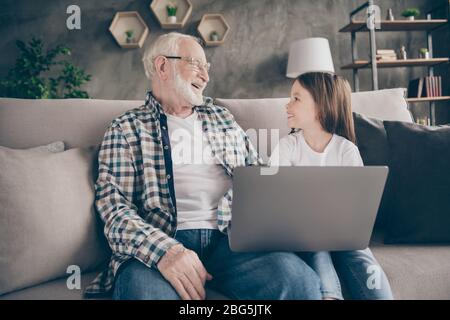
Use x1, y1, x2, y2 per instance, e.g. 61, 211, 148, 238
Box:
269, 72, 393, 300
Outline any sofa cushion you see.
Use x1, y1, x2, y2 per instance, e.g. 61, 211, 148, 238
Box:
0, 98, 141, 149
0, 146, 109, 296
371, 243, 450, 299
383, 122, 450, 243
0, 271, 229, 300
0, 272, 100, 300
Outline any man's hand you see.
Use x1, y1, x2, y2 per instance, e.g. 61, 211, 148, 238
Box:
157, 244, 213, 300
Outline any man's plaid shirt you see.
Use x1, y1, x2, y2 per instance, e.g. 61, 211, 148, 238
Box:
85, 92, 261, 295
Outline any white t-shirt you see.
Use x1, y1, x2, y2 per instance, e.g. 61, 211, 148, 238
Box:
269, 130, 363, 167
166, 110, 232, 230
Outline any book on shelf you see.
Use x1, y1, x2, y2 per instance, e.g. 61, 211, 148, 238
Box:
376, 49, 396, 54
407, 78, 423, 98
438, 77, 442, 96
426, 77, 431, 97
376, 55, 398, 61
407, 76, 443, 98
375, 49, 397, 61
427, 76, 443, 97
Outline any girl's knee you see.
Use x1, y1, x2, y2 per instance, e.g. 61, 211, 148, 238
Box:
269, 253, 322, 299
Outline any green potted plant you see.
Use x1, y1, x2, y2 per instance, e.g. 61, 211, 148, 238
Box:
125, 30, 135, 43
401, 8, 420, 21
419, 47, 430, 59
0, 37, 91, 99
210, 31, 220, 42
167, 1, 178, 23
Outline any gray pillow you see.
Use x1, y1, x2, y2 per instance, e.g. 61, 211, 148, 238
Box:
383, 121, 450, 243
352, 113, 391, 230
0, 145, 108, 296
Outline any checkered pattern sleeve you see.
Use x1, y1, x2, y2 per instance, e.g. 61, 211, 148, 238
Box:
241, 125, 262, 167
95, 123, 179, 269
216, 109, 263, 231
229, 109, 262, 167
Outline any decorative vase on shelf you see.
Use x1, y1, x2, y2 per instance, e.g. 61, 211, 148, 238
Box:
399, 46, 407, 60
407, 16, 415, 21
386, 9, 394, 21
167, 15, 177, 23
210, 31, 220, 42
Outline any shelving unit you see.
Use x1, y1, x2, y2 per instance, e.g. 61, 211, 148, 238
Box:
406, 96, 450, 103
109, 11, 149, 49
197, 14, 231, 47
150, 0, 193, 29
342, 58, 449, 69
340, 0, 450, 125
340, 19, 448, 32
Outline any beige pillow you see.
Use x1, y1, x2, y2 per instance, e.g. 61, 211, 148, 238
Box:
27, 141, 65, 153
0, 145, 108, 296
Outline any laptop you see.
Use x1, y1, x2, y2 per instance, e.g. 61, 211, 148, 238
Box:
228, 166, 388, 252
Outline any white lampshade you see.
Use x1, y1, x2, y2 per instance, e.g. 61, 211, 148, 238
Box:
286, 37, 335, 78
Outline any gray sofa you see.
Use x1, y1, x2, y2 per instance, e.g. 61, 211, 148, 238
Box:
1, 88, 449, 300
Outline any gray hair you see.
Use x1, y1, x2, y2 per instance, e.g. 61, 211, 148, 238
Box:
142, 32, 202, 81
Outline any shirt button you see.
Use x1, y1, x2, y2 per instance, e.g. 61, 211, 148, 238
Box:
164, 145, 169, 150
167, 174, 171, 180
162, 126, 167, 130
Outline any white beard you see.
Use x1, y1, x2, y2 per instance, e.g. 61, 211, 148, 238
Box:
173, 71, 204, 106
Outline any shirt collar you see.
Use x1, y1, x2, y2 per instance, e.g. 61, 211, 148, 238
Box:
144, 91, 165, 119
145, 91, 210, 117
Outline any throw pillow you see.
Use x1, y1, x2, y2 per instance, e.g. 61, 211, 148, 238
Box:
352, 112, 391, 229
353, 113, 389, 166
383, 121, 450, 243
28, 141, 65, 153
0, 145, 108, 295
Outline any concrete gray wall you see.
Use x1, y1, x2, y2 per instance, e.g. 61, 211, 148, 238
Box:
0, 0, 448, 123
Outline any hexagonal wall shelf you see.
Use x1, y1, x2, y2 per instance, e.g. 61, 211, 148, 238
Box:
150, 0, 193, 29
197, 14, 230, 47
109, 11, 149, 49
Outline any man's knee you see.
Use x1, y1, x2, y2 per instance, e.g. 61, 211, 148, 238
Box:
113, 260, 179, 300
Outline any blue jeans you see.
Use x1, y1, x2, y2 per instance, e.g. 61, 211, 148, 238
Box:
112, 229, 322, 300
333, 248, 394, 300
300, 251, 344, 300
300, 249, 394, 300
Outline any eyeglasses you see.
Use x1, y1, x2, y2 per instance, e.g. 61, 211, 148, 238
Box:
164, 56, 211, 72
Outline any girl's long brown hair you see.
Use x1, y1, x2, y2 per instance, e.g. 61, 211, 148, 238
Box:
295, 72, 356, 143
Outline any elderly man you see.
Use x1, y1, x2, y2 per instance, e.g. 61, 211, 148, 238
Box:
85, 32, 321, 300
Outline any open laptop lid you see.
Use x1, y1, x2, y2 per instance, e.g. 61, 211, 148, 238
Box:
228, 166, 388, 252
